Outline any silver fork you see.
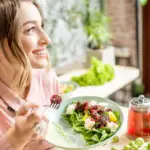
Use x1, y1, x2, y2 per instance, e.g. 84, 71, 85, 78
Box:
44, 94, 62, 109
34, 95, 62, 135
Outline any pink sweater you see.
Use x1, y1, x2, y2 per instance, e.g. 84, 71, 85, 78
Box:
0, 69, 59, 150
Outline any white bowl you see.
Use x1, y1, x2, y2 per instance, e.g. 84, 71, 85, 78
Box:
45, 96, 124, 150
59, 81, 79, 100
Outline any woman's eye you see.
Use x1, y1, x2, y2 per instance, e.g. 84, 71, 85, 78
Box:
26, 27, 35, 33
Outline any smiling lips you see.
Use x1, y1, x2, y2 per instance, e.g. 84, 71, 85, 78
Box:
32, 49, 47, 58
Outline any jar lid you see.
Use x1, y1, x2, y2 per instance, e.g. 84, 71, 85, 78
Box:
131, 95, 150, 108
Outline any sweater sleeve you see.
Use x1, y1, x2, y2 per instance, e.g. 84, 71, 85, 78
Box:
0, 107, 15, 150
0, 134, 14, 150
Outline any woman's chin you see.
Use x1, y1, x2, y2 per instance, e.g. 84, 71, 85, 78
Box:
31, 60, 49, 69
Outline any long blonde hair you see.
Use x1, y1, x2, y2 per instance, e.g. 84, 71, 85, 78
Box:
0, 0, 46, 97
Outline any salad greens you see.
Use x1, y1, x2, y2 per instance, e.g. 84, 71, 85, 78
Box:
63, 100, 121, 146
71, 57, 115, 86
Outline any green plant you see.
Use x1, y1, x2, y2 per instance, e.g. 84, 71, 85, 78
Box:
84, 11, 112, 49
71, 57, 115, 86
82, 0, 112, 50
131, 81, 144, 97
140, 0, 148, 6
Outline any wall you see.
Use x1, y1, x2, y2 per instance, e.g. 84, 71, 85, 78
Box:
38, 0, 138, 70
38, 0, 87, 68
105, 0, 137, 67
38, 0, 101, 74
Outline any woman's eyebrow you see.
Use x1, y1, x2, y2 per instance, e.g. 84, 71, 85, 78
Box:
23, 20, 36, 26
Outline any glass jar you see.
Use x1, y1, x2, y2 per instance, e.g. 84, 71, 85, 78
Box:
127, 95, 150, 140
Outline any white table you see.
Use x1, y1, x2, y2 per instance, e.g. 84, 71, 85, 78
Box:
58, 66, 140, 98
53, 66, 140, 150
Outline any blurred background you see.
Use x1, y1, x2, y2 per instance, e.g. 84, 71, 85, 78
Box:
37, 0, 150, 106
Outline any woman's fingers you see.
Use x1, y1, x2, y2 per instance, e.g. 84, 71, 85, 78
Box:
32, 132, 42, 140
9, 102, 47, 149
26, 112, 42, 128
16, 102, 42, 129
17, 102, 39, 116
15, 102, 48, 141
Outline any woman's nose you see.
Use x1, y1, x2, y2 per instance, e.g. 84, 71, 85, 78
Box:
39, 31, 51, 46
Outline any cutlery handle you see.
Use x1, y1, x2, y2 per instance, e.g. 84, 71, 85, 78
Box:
34, 120, 48, 136
27, 107, 48, 136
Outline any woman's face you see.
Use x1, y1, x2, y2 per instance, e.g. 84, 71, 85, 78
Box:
19, 2, 51, 68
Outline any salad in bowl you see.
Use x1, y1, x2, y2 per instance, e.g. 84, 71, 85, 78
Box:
45, 96, 123, 150
63, 100, 121, 146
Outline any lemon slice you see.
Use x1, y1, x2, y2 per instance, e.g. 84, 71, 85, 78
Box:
82, 111, 89, 121
108, 111, 117, 122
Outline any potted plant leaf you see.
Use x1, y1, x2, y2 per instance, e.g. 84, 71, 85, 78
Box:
84, 11, 115, 67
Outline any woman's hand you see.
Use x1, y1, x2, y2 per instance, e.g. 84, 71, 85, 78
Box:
7, 102, 45, 150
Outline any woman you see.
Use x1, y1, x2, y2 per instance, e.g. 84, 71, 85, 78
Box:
0, 0, 59, 149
